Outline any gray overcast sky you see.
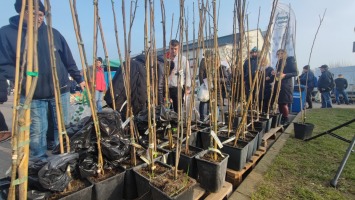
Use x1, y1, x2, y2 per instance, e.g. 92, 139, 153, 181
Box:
1, 0, 354, 72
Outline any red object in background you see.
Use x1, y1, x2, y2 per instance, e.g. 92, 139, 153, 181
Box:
165, 51, 171, 60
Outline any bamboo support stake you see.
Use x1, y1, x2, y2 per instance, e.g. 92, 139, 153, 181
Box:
45, 0, 66, 154
174, 0, 185, 180
8, 1, 27, 199
110, 0, 129, 110
17, 0, 36, 198
97, 13, 116, 111
185, 0, 205, 154
92, 0, 98, 95
69, 0, 103, 175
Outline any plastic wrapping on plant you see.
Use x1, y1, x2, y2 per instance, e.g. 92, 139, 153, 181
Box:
38, 153, 79, 192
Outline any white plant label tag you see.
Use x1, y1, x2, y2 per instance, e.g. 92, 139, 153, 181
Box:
211, 130, 223, 149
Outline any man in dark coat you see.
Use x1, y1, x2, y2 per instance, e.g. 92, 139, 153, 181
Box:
317, 64, 334, 108
0, 0, 85, 159
334, 74, 349, 105
243, 47, 259, 97
259, 65, 275, 112
272, 49, 298, 124
299, 65, 316, 109
104, 54, 167, 121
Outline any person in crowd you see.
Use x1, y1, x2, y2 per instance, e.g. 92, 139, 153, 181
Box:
243, 47, 259, 97
259, 59, 275, 113
198, 51, 210, 121
168, 40, 191, 112
334, 74, 349, 105
317, 65, 334, 108
0, 0, 85, 159
299, 65, 316, 109
95, 57, 106, 112
272, 49, 298, 125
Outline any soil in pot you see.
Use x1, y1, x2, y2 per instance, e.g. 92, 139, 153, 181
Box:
134, 161, 172, 198
150, 170, 196, 200
48, 179, 92, 200
294, 122, 315, 140
219, 136, 249, 171
217, 130, 235, 138
195, 150, 229, 192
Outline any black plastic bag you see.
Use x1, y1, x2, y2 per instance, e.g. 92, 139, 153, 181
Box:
52, 122, 94, 154
97, 110, 125, 138
0, 177, 10, 200
101, 137, 130, 162
78, 154, 98, 178
38, 153, 79, 192
27, 190, 50, 200
28, 158, 48, 191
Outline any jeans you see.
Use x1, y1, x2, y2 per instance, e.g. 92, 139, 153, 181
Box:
321, 91, 332, 108
95, 90, 103, 112
335, 89, 349, 104
21, 92, 70, 159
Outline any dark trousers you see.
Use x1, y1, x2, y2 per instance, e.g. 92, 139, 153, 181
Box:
0, 110, 8, 131
199, 101, 210, 121
306, 88, 313, 108
169, 87, 184, 113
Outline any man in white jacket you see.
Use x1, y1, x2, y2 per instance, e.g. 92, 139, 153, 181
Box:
168, 40, 191, 112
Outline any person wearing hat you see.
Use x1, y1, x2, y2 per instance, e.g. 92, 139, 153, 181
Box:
317, 64, 334, 108
299, 65, 316, 109
95, 57, 106, 112
243, 47, 259, 97
0, 0, 85, 159
334, 74, 349, 105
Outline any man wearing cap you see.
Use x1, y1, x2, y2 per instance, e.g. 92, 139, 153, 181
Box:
299, 65, 316, 109
334, 74, 349, 105
0, 0, 85, 159
243, 47, 259, 97
95, 57, 106, 112
317, 65, 334, 108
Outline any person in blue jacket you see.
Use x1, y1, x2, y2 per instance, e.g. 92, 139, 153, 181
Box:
0, 0, 85, 159
299, 65, 316, 109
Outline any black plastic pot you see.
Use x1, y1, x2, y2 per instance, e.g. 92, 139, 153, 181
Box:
133, 161, 171, 199
242, 132, 257, 161
252, 121, 266, 150
294, 122, 315, 140
224, 113, 242, 129
59, 181, 93, 200
90, 169, 126, 200
270, 114, 280, 128
196, 129, 211, 150
172, 145, 203, 179
122, 167, 138, 199
260, 116, 272, 133
246, 131, 259, 156
277, 113, 282, 126
219, 137, 249, 171
149, 174, 196, 200
195, 150, 229, 192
